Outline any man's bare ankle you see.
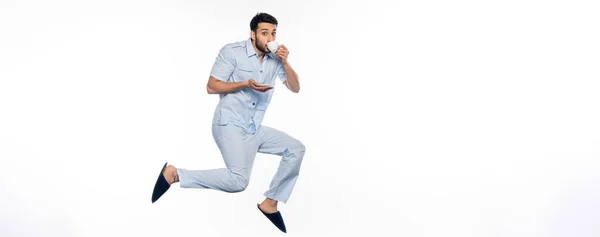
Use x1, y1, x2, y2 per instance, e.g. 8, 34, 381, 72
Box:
263, 198, 278, 206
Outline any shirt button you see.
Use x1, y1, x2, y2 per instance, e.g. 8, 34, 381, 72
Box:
252, 102, 255, 106
260, 70, 263, 73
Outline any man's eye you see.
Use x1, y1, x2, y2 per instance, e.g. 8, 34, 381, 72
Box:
262, 32, 267, 36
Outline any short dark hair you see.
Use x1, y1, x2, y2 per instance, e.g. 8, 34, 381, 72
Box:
250, 12, 278, 32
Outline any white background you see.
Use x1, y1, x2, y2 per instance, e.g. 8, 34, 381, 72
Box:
1, 0, 599, 236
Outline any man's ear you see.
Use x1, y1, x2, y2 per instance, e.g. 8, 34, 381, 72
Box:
250, 30, 255, 41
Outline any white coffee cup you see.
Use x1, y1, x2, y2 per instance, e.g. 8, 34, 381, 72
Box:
267, 41, 279, 53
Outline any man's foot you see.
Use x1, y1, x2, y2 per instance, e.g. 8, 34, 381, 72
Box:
257, 202, 287, 233
259, 198, 279, 214
151, 162, 178, 203
162, 165, 179, 185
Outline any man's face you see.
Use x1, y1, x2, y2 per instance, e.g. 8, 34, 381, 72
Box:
251, 22, 277, 54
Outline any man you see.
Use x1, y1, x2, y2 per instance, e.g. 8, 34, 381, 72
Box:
151, 12, 305, 233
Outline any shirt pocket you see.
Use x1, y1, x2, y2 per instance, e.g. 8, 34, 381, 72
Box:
234, 67, 254, 82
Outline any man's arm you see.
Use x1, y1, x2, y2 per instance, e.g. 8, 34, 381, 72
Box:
206, 76, 248, 94
275, 44, 300, 93
282, 63, 300, 93
207, 44, 249, 94
207, 77, 273, 94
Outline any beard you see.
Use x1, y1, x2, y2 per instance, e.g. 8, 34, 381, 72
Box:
254, 39, 270, 54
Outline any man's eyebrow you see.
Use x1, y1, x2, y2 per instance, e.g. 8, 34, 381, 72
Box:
260, 29, 276, 31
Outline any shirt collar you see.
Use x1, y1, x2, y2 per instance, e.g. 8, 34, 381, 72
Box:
246, 37, 274, 59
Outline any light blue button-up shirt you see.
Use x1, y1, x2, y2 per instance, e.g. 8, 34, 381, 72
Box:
210, 38, 287, 134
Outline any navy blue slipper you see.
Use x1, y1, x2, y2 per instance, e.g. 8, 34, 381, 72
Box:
151, 162, 170, 203
257, 203, 287, 233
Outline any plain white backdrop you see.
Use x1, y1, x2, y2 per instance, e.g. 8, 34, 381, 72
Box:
1, 0, 599, 236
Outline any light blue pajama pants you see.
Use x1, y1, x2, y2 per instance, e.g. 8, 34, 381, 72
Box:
176, 124, 306, 203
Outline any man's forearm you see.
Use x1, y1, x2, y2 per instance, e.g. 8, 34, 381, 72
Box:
207, 76, 248, 94
283, 63, 300, 93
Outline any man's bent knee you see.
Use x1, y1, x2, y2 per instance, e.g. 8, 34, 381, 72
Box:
227, 178, 249, 193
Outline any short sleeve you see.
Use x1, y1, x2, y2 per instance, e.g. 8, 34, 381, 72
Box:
210, 45, 235, 82
276, 62, 287, 83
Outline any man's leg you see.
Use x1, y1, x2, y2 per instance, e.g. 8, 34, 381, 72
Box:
256, 126, 306, 212
174, 124, 260, 192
